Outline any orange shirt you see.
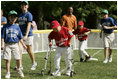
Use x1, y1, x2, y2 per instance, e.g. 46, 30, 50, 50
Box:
61, 14, 77, 31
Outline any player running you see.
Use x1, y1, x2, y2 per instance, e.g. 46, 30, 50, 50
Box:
73, 21, 91, 62
100, 9, 117, 63
48, 20, 74, 76
1, 10, 27, 79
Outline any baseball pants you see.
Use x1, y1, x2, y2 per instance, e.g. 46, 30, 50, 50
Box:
54, 46, 72, 73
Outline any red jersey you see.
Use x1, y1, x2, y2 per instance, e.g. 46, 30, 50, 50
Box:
48, 27, 74, 47
73, 27, 91, 41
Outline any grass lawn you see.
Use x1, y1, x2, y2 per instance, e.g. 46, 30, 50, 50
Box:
1, 49, 117, 79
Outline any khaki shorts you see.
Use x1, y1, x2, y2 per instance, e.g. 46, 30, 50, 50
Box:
103, 33, 115, 48
23, 36, 33, 45
3, 43, 21, 60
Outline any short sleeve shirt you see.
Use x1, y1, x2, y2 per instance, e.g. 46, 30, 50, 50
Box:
48, 27, 74, 47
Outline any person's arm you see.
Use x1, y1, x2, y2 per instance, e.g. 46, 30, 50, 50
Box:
1, 38, 4, 50
19, 39, 27, 50
1, 22, 7, 25
103, 25, 117, 29
61, 16, 66, 27
23, 22, 32, 40
31, 23, 35, 29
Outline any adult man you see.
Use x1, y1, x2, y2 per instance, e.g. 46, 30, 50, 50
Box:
100, 9, 117, 63
48, 20, 74, 76
18, 1, 37, 70
61, 6, 77, 31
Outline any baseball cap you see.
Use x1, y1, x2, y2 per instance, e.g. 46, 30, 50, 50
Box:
101, 9, 108, 14
78, 21, 84, 26
50, 20, 60, 29
8, 10, 18, 16
21, 1, 29, 5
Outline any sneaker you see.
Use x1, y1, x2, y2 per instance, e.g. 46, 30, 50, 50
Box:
66, 72, 70, 76
5, 72, 10, 79
80, 58, 84, 62
84, 56, 91, 62
17, 69, 24, 78
108, 57, 112, 62
31, 62, 37, 70
103, 59, 108, 63
51, 70, 61, 76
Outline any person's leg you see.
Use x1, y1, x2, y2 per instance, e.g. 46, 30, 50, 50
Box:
5, 60, 10, 78
18, 42, 23, 68
62, 47, 72, 76
26, 45, 37, 70
108, 48, 112, 62
78, 41, 84, 61
103, 47, 108, 63
16, 60, 24, 78
52, 47, 61, 76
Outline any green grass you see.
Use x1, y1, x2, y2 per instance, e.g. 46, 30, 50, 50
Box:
1, 49, 117, 79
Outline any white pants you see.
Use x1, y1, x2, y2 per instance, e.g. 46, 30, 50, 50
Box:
78, 39, 89, 58
54, 47, 72, 72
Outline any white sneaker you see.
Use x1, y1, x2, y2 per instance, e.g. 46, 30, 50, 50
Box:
51, 70, 61, 76
103, 59, 108, 63
17, 69, 24, 78
66, 71, 71, 76
5, 72, 10, 79
108, 57, 112, 62
31, 62, 37, 70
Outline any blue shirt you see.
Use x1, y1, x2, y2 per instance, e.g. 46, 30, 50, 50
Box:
100, 17, 116, 33
1, 16, 7, 23
1, 23, 23, 43
18, 11, 33, 36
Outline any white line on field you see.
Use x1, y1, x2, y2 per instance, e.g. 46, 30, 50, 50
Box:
47, 49, 102, 79
91, 50, 102, 58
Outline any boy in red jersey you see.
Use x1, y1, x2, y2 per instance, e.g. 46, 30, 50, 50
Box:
48, 20, 74, 76
73, 21, 91, 62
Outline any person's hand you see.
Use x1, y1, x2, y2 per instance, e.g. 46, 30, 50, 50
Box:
113, 26, 117, 29
23, 36, 28, 41
49, 42, 52, 47
23, 45, 27, 50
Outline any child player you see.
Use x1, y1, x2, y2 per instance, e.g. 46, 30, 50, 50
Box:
73, 21, 91, 62
1, 10, 27, 79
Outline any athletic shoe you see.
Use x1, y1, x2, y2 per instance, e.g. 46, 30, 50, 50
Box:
84, 56, 91, 62
51, 70, 61, 76
5, 72, 10, 79
66, 72, 71, 76
17, 69, 24, 78
108, 57, 112, 62
31, 62, 37, 70
80, 58, 84, 62
103, 59, 108, 63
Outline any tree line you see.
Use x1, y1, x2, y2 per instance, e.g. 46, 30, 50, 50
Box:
1, 1, 117, 29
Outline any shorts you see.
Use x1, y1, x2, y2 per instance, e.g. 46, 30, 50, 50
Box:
23, 36, 33, 45
3, 43, 21, 60
103, 33, 115, 48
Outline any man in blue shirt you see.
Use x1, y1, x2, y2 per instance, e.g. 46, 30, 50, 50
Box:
1, 10, 27, 79
18, 1, 37, 70
1, 9, 7, 28
100, 9, 117, 63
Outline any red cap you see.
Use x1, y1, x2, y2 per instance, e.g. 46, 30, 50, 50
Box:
78, 21, 84, 26
50, 20, 60, 29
